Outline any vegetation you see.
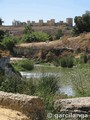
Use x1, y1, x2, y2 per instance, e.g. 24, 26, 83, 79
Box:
12, 59, 34, 71
0, 69, 59, 112
22, 31, 50, 42
73, 12, 90, 35
59, 56, 74, 68
35, 75, 59, 111
0, 18, 4, 25
2, 36, 17, 53
22, 25, 52, 42
55, 29, 63, 39
23, 25, 34, 34
0, 30, 18, 54
0, 30, 5, 40
70, 63, 90, 97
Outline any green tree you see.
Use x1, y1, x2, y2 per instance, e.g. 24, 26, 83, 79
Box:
0, 18, 4, 25
23, 25, 34, 34
0, 30, 5, 41
55, 29, 63, 39
2, 36, 17, 53
73, 12, 90, 35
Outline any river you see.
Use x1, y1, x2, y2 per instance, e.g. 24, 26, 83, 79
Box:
20, 65, 74, 96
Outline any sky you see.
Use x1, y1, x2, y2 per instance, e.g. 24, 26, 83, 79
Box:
0, 0, 90, 25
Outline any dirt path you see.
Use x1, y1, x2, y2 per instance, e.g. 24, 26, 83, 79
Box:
0, 106, 28, 120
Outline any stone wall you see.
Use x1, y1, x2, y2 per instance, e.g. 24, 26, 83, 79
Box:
0, 91, 46, 120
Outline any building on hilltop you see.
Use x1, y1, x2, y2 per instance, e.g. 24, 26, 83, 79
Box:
66, 18, 73, 27
12, 18, 73, 27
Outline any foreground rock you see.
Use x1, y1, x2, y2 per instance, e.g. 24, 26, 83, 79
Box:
54, 97, 90, 119
0, 91, 46, 120
0, 106, 28, 120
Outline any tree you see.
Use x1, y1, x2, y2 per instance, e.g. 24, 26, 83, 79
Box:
73, 12, 90, 35
23, 25, 34, 34
2, 36, 17, 53
0, 18, 4, 25
0, 30, 5, 40
55, 29, 63, 39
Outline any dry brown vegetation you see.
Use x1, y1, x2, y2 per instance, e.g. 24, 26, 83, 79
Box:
17, 32, 90, 53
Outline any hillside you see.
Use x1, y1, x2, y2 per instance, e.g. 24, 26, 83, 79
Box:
0, 25, 71, 37
16, 32, 90, 53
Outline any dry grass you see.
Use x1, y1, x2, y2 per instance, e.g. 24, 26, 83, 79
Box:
17, 32, 90, 52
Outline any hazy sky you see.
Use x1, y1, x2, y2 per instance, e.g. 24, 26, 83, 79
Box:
0, 0, 90, 25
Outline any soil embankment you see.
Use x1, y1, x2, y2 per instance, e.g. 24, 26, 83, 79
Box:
0, 91, 46, 120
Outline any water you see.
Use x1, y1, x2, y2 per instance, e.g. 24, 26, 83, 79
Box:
20, 71, 74, 96
20, 71, 58, 78
58, 86, 74, 96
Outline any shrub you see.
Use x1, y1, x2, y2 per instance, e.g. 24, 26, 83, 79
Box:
0, 42, 6, 50
60, 56, 74, 68
70, 64, 90, 97
13, 59, 34, 71
32, 31, 50, 42
0, 30, 5, 40
35, 75, 59, 111
21, 31, 50, 42
21, 78, 36, 95
55, 29, 63, 40
23, 25, 34, 34
80, 53, 88, 63
0, 76, 23, 93
2, 36, 17, 53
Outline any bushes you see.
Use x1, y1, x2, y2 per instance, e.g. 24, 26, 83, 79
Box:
60, 56, 74, 68
80, 53, 88, 63
70, 64, 90, 97
12, 59, 34, 71
35, 74, 59, 111
55, 29, 63, 40
22, 31, 50, 42
2, 36, 17, 53
0, 77, 23, 93
75, 53, 89, 64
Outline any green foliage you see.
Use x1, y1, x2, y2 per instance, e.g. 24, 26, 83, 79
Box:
32, 31, 50, 42
2, 36, 17, 52
0, 18, 4, 25
70, 64, 90, 97
21, 78, 36, 95
80, 53, 88, 63
73, 12, 90, 35
87, 54, 90, 61
60, 56, 74, 68
23, 25, 34, 34
22, 25, 51, 42
55, 29, 63, 39
0, 30, 5, 41
0, 42, 6, 50
0, 77, 23, 93
12, 59, 34, 71
22, 31, 50, 42
35, 75, 59, 111
0, 69, 59, 112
